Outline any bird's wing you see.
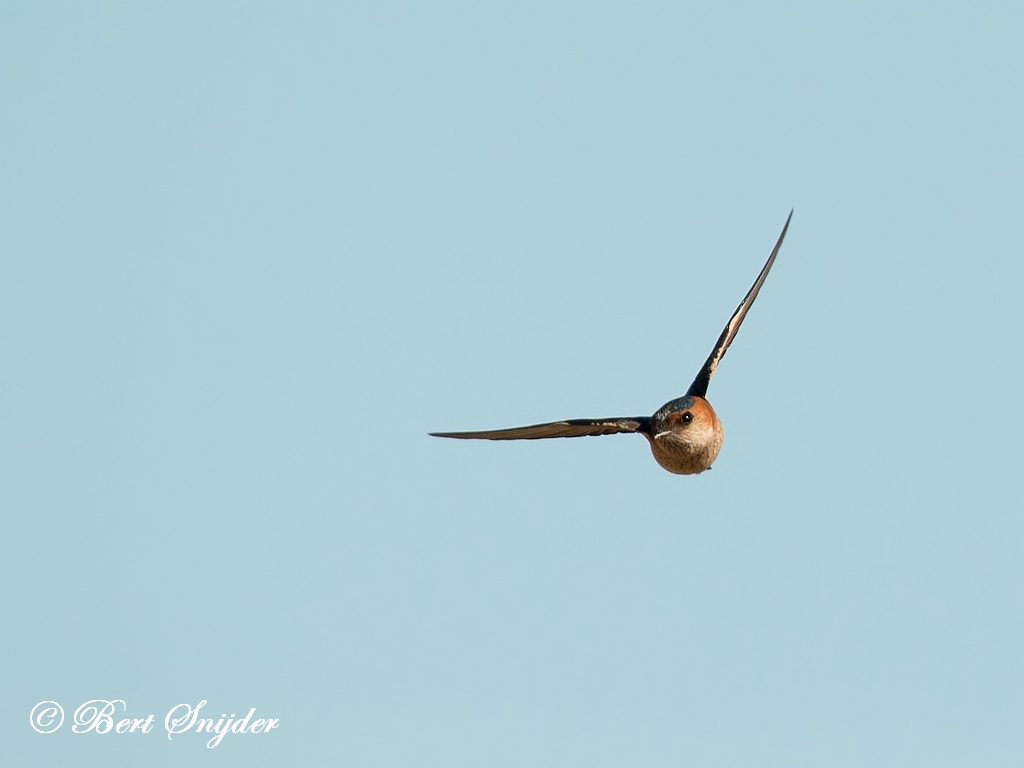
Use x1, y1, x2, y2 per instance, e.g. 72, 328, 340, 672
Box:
431, 417, 650, 440
686, 210, 792, 398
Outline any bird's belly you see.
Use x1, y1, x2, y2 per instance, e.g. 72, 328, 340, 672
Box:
649, 432, 723, 475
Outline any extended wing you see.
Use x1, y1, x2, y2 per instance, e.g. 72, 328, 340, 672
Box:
431, 417, 650, 441
686, 210, 792, 398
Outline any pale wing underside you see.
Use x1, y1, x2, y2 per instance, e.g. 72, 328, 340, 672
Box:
687, 210, 793, 398
431, 417, 649, 441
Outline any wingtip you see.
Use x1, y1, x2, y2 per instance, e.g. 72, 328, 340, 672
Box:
773, 209, 794, 249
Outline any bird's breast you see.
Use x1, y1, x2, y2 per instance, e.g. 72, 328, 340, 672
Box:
647, 425, 724, 475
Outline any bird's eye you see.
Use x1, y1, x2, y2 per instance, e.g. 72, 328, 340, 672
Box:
681, 412, 693, 424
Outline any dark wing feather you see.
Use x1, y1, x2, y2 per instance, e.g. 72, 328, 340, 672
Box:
431, 417, 649, 441
686, 210, 792, 398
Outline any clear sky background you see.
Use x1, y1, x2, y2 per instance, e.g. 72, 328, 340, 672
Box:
1, 2, 1021, 766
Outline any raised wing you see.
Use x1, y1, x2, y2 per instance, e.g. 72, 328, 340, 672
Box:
431, 417, 650, 441
686, 210, 792, 398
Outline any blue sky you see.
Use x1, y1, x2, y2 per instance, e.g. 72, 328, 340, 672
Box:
1, 3, 1021, 765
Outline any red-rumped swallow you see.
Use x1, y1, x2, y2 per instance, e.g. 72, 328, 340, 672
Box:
432, 211, 792, 474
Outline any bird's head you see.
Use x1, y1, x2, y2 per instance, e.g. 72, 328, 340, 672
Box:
651, 396, 722, 444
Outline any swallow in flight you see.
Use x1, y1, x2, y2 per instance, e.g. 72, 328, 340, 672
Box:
431, 211, 792, 474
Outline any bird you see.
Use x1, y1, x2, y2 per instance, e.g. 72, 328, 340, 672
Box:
431, 211, 793, 474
